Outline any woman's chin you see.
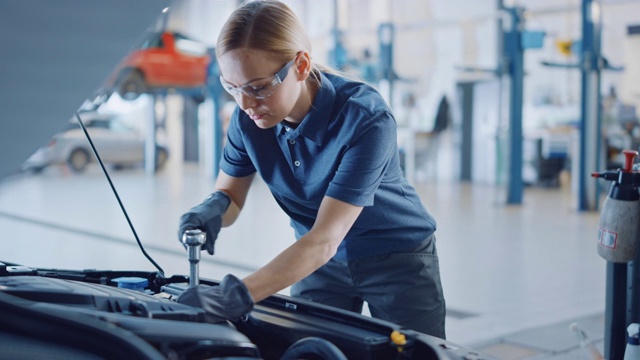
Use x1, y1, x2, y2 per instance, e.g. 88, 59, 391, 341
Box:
253, 119, 278, 129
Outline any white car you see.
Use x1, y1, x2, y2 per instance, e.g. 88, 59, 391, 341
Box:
22, 112, 168, 173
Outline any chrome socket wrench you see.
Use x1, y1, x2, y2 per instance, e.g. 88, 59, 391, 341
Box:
181, 229, 206, 287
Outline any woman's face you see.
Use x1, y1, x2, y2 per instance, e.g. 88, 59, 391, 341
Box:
218, 48, 303, 129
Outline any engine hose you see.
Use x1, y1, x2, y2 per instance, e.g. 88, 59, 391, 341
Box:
280, 337, 347, 360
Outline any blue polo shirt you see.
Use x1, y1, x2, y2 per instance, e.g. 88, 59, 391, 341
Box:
220, 71, 436, 260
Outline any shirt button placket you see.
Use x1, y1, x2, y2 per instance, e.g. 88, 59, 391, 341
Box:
288, 137, 299, 168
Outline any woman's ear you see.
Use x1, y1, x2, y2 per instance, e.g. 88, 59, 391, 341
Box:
295, 51, 312, 81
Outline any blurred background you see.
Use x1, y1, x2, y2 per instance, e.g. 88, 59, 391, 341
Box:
2, 0, 640, 358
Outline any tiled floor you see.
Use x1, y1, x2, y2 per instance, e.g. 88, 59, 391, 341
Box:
0, 163, 608, 358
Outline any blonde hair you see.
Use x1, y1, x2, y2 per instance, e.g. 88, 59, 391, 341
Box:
217, 0, 326, 86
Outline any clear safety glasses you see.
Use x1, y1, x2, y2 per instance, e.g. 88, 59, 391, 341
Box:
219, 58, 296, 100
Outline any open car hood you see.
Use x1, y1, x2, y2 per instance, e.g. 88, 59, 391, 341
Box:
0, 0, 168, 180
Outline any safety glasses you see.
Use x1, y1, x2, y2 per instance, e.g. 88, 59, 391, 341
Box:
220, 57, 296, 100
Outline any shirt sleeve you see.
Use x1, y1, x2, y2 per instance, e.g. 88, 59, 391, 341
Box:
220, 108, 257, 177
325, 108, 397, 207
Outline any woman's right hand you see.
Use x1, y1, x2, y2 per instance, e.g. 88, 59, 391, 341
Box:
178, 191, 231, 255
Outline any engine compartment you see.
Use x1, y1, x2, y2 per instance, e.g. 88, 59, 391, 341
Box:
0, 262, 490, 360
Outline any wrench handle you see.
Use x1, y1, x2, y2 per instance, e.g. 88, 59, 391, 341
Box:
182, 229, 206, 288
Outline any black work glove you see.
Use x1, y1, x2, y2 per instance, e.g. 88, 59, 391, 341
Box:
176, 274, 254, 323
178, 191, 231, 255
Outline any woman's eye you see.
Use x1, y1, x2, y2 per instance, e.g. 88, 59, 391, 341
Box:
251, 85, 268, 92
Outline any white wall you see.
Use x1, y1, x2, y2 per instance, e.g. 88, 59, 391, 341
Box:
164, 0, 640, 115
164, 0, 640, 184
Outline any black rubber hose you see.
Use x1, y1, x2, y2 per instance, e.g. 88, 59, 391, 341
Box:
280, 337, 347, 360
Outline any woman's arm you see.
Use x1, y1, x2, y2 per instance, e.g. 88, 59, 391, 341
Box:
242, 196, 363, 302
215, 170, 255, 227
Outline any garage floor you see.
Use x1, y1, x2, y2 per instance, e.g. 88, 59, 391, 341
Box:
0, 163, 608, 359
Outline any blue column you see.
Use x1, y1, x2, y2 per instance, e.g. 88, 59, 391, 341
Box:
503, 7, 525, 204
206, 54, 224, 180
578, 0, 603, 211
378, 22, 396, 101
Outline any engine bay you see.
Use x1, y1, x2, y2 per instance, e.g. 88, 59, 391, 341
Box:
0, 262, 491, 359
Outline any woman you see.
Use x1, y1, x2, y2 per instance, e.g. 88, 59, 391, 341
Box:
177, 0, 446, 339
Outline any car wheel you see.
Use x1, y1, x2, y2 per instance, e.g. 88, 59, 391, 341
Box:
67, 148, 90, 173
155, 147, 168, 170
117, 69, 147, 101
30, 165, 47, 174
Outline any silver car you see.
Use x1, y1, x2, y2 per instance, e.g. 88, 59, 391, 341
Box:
22, 112, 168, 173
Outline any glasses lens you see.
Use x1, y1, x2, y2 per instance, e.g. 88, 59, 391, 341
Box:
220, 77, 240, 96
220, 78, 276, 99
248, 81, 276, 99
219, 58, 294, 99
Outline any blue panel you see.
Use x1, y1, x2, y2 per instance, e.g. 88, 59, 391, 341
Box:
628, 24, 640, 36
521, 31, 545, 49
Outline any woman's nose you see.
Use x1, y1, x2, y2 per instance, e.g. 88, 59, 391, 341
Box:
236, 93, 257, 110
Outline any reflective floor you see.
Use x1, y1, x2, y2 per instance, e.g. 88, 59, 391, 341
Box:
0, 163, 607, 359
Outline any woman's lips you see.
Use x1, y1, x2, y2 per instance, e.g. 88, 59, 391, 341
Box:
249, 113, 264, 121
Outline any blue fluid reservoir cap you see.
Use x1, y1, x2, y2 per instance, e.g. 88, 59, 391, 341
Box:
112, 277, 148, 292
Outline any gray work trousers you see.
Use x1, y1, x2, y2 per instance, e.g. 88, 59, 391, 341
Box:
291, 234, 446, 339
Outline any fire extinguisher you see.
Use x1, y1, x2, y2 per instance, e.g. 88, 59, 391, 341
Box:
591, 149, 640, 263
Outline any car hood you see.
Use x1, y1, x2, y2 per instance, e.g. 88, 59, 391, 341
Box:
0, 0, 169, 181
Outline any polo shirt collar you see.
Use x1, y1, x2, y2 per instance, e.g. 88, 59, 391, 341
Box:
277, 71, 335, 146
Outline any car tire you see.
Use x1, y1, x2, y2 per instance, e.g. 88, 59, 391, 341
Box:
26, 165, 47, 174
117, 69, 147, 101
67, 148, 90, 173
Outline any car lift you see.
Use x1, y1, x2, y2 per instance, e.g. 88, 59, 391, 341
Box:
458, 2, 545, 205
